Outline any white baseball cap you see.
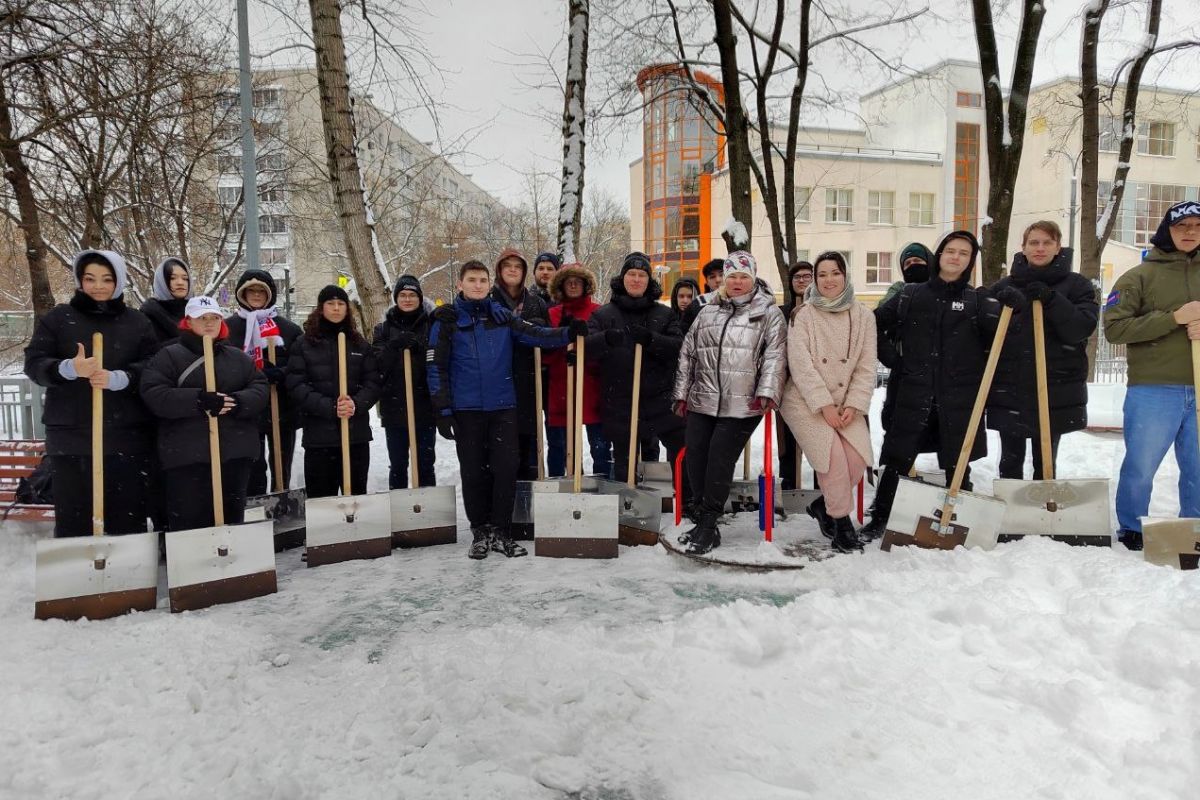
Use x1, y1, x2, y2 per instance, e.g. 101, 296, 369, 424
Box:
185, 296, 223, 318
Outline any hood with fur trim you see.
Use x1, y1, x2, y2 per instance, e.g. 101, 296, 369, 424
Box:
549, 263, 597, 302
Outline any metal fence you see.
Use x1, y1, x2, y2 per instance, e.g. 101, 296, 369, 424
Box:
0, 377, 45, 440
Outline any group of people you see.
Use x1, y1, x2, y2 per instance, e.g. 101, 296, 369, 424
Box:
22, 200, 1200, 558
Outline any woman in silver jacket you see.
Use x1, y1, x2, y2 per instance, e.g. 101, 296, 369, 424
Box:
673, 251, 787, 553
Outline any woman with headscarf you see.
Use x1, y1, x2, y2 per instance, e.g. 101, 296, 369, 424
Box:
140, 257, 192, 346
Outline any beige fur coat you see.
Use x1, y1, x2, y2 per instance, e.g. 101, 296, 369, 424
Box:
779, 302, 877, 473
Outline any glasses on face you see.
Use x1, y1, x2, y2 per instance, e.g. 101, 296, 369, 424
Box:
794, 274, 812, 284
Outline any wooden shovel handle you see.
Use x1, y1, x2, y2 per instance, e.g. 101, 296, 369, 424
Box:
338, 332, 351, 496
565, 364, 574, 482
937, 305, 1013, 529
267, 342, 285, 493
627, 343, 643, 487
534, 347, 545, 480
403, 348, 419, 487
91, 332, 103, 536
1032, 300, 1054, 480
1192, 340, 1200, 454
574, 335, 585, 494
204, 335, 225, 527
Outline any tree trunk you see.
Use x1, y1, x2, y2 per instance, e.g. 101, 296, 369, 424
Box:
557, 0, 588, 263
308, 0, 390, 328
712, 0, 752, 253
0, 81, 56, 317
972, 0, 1044, 285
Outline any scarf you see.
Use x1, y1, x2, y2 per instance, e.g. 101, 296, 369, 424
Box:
804, 280, 856, 313
236, 305, 283, 368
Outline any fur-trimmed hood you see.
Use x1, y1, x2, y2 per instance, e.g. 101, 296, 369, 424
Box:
549, 263, 597, 302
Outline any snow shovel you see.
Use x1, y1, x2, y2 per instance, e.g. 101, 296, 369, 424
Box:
165, 335, 277, 613
881, 307, 1012, 553
35, 333, 159, 621
390, 348, 456, 548
639, 460, 676, 513
513, 347, 559, 539
775, 446, 822, 517
729, 438, 760, 512
245, 342, 307, 551
304, 332, 392, 567
1143, 340, 1200, 567
597, 342, 662, 547
535, 333, 619, 558
994, 300, 1111, 546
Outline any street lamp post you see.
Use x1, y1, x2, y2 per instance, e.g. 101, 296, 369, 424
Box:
236, 0, 259, 274
1047, 148, 1081, 252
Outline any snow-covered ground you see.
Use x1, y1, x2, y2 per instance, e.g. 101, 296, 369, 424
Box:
2, 389, 1198, 799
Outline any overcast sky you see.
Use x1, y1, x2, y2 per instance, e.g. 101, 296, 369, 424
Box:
247, 0, 1199, 211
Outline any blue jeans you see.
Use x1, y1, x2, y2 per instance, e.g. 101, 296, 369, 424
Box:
384, 422, 437, 490
547, 424, 612, 478
1116, 385, 1200, 533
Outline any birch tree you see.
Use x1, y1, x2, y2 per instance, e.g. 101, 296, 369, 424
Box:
557, 0, 588, 262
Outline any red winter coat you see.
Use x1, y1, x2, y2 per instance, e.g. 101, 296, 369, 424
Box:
546, 296, 603, 426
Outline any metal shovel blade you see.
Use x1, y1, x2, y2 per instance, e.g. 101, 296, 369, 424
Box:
304, 492, 393, 567
1143, 518, 1200, 570
35, 532, 159, 621
639, 461, 676, 513
880, 476, 1006, 552
533, 490, 619, 558
773, 480, 823, 515
728, 479, 761, 513
595, 478, 661, 546
245, 488, 308, 550
165, 520, 277, 613
390, 486, 457, 547
993, 478, 1112, 546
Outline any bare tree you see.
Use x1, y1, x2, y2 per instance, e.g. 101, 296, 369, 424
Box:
557, 0, 588, 262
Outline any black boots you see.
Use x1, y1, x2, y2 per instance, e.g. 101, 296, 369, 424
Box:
468, 526, 491, 559
831, 516, 863, 553
489, 525, 528, 558
861, 466, 900, 542
807, 496, 835, 539
1118, 529, 1143, 551
685, 513, 720, 555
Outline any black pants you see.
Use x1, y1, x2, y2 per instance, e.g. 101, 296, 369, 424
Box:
607, 413, 689, 499
640, 430, 661, 461
455, 409, 519, 528
49, 453, 151, 538
517, 432, 539, 482
997, 430, 1062, 480
684, 413, 761, 516
384, 422, 437, 489
304, 442, 370, 498
247, 427, 297, 496
164, 458, 252, 532
779, 420, 800, 490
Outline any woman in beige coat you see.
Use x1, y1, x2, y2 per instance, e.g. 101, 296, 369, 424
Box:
780, 252, 877, 552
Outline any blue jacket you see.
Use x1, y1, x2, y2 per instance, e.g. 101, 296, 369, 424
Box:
427, 295, 568, 416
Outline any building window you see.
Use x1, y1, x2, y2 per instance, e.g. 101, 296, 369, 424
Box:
216, 154, 240, 174
909, 192, 935, 226
261, 247, 289, 266
1137, 121, 1175, 157
216, 123, 240, 142
259, 186, 286, 203
868, 191, 894, 225
956, 91, 982, 108
258, 215, 287, 235
252, 88, 282, 109
216, 90, 239, 111
866, 252, 893, 284
216, 185, 242, 206
954, 123, 981, 235
1134, 183, 1187, 246
1099, 115, 1123, 153
825, 188, 853, 223
794, 187, 811, 223
257, 153, 284, 172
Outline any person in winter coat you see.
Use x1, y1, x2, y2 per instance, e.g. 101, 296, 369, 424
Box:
23, 250, 158, 537
671, 277, 701, 333
285, 285, 381, 498
777, 261, 814, 490
224, 270, 304, 496
373, 275, 436, 490
780, 253, 877, 552
531, 251, 562, 306
140, 296, 268, 531
544, 264, 610, 477
490, 248, 550, 482
680, 258, 727, 333
1104, 200, 1200, 550
986, 221, 1099, 480
140, 257, 192, 346
428, 260, 586, 559
672, 251, 787, 554
586, 252, 687, 486
865, 231, 1012, 539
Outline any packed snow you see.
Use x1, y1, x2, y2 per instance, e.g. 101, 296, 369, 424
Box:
2, 388, 1198, 799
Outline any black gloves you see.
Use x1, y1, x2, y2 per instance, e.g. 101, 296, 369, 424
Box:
197, 391, 227, 416
392, 331, 422, 351
626, 324, 653, 346
262, 363, 286, 385
565, 351, 577, 368
1022, 281, 1054, 305
567, 319, 589, 339
604, 328, 624, 347
993, 285, 1027, 311
436, 415, 456, 440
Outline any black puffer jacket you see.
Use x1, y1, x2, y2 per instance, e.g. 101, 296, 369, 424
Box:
874, 267, 1002, 468
24, 293, 158, 457
586, 276, 683, 423
489, 285, 548, 436
140, 331, 268, 469
140, 297, 188, 345
224, 270, 304, 432
285, 321, 381, 448
670, 277, 702, 335
985, 249, 1099, 437
372, 305, 434, 428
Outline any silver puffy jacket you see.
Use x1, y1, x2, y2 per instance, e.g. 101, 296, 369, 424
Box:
673, 287, 788, 418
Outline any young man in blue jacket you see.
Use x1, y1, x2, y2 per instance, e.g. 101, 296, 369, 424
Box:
428, 260, 587, 559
